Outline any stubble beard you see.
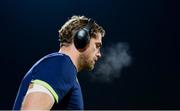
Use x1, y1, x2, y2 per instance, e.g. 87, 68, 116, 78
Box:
78, 53, 94, 71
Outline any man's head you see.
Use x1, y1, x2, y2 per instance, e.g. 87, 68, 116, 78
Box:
58, 15, 105, 71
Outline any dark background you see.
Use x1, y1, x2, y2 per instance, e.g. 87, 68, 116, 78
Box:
0, 0, 179, 109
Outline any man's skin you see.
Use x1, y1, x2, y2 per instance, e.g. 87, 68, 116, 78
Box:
21, 32, 103, 110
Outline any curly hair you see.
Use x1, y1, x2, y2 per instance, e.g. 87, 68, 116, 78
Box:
58, 15, 105, 47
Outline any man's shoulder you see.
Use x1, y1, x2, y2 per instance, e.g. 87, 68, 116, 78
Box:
27, 52, 73, 74
42, 52, 68, 60
36, 52, 71, 65
28, 52, 75, 79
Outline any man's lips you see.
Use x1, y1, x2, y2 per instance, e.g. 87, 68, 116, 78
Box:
94, 58, 98, 62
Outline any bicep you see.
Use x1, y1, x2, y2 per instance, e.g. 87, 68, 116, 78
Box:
21, 84, 54, 110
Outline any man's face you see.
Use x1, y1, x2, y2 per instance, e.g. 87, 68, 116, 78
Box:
79, 32, 102, 71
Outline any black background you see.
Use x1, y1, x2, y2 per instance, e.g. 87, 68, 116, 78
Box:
0, 0, 179, 109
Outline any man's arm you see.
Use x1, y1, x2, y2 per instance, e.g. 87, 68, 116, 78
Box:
21, 84, 55, 110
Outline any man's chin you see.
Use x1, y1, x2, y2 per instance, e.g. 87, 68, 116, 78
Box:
87, 64, 94, 71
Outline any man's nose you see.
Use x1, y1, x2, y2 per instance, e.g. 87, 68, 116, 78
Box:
96, 52, 101, 59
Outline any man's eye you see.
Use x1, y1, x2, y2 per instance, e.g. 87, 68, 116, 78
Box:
96, 45, 100, 48
96, 44, 100, 48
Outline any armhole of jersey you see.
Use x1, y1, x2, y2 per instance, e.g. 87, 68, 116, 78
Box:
31, 79, 59, 103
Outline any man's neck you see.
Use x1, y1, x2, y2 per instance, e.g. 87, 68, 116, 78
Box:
58, 46, 80, 72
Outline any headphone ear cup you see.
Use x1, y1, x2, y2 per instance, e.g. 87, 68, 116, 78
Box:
74, 28, 90, 49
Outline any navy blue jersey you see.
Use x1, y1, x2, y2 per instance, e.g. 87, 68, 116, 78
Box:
13, 52, 83, 110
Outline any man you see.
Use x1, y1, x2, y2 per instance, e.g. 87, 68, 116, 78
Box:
13, 15, 105, 110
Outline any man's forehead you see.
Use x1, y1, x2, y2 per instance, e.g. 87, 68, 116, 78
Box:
94, 32, 102, 43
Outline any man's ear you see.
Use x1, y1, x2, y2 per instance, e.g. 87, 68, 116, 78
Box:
77, 42, 90, 52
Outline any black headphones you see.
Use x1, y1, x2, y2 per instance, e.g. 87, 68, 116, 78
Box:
73, 19, 94, 49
